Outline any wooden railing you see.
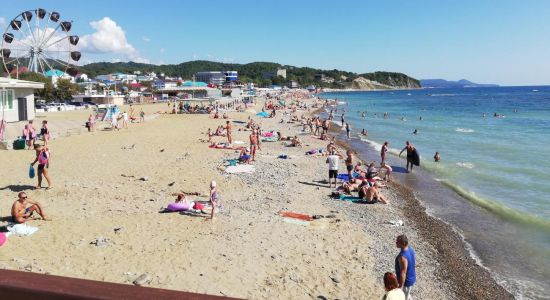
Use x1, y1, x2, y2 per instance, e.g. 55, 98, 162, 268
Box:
0, 269, 238, 299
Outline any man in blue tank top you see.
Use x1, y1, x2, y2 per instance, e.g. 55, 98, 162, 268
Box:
395, 234, 416, 299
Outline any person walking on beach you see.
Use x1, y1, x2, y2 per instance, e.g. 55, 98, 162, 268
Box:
326, 150, 343, 189
395, 234, 416, 300
381, 141, 389, 164
382, 272, 406, 300
225, 120, 232, 144
11, 192, 50, 223
345, 122, 351, 139
341, 112, 346, 127
31, 144, 52, 189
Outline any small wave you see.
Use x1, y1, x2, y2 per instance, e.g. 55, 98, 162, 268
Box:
439, 180, 550, 232
456, 128, 475, 133
456, 162, 475, 169
337, 101, 346, 105
430, 93, 457, 97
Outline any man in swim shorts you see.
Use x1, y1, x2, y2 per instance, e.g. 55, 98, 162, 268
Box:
11, 192, 49, 223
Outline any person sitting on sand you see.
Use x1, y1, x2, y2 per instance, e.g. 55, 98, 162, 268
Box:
11, 192, 50, 223
239, 147, 251, 164
358, 185, 387, 204
382, 272, 406, 300
342, 178, 363, 194
354, 161, 363, 173
207, 128, 213, 142
290, 136, 302, 147
213, 111, 220, 119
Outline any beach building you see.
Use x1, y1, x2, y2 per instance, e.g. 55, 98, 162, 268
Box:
0, 77, 44, 123
196, 72, 225, 85
44, 69, 74, 85
288, 80, 299, 89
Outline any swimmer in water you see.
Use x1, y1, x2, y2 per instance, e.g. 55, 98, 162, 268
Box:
413, 129, 418, 135
434, 151, 441, 162
419, 116, 423, 121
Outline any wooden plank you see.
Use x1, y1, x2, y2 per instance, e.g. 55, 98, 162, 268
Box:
0, 269, 238, 300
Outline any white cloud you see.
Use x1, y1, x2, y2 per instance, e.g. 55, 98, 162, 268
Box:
160, 48, 165, 54
142, 36, 151, 43
79, 17, 149, 63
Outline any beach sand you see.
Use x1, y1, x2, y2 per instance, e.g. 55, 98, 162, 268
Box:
0, 102, 511, 299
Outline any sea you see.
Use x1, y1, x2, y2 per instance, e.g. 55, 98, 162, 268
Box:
320, 86, 550, 299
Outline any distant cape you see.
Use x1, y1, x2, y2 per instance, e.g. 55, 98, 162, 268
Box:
420, 79, 499, 88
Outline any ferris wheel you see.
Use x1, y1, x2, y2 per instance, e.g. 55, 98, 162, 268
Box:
1, 8, 81, 77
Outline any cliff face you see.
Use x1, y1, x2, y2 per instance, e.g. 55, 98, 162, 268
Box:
347, 72, 421, 90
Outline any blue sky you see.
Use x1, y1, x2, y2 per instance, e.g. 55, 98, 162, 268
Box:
1, 0, 550, 85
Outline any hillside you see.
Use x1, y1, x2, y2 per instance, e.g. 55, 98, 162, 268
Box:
79, 61, 420, 89
421, 79, 499, 88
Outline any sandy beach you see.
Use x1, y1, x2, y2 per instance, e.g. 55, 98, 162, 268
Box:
0, 100, 512, 299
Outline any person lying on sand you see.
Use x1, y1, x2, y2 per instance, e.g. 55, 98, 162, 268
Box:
11, 192, 50, 223
239, 147, 251, 164
277, 132, 292, 141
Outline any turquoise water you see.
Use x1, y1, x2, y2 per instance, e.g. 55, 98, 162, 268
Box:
321, 86, 550, 298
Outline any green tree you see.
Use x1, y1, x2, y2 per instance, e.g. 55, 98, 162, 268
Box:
54, 79, 78, 100
19, 72, 54, 101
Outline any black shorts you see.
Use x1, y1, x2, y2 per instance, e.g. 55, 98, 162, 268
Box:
329, 170, 338, 178
38, 164, 48, 171
346, 165, 353, 172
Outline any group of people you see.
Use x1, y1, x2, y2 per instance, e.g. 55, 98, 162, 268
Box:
22, 120, 50, 149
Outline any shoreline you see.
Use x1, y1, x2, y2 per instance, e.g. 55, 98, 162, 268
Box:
319, 110, 514, 299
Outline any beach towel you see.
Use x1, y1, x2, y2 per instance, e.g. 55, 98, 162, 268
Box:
233, 140, 245, 145
261, 137, 278, 142
279, 211, 313, 221
337, 174, 350, 181
7, 223, 39, 236
338, 195, 362, 203
209, 145, 245, 151
256, 111, 269, 118
225, 164, 255, 174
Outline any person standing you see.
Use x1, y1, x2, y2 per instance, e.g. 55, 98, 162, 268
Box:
121, 111, 129, 129
40, 120, 50, 145
399, 141, 417, 173
225, 120, 232, 144
345, 150, 354, 180
395, 235, 416, 300
249, 130, 259, 161
381, 141, 389, 164
345, 122, 351, 139
139, 109, 145, 123
326, 150, 343, 189
31, 144, 52, 189
341, 112, 346, 127
382, 272, 406, 300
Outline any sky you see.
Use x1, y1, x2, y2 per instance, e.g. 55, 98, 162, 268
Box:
1, 0, 550, 85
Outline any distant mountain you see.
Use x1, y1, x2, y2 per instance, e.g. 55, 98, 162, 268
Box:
420, 79, 499, 88
78, 60, 421, 89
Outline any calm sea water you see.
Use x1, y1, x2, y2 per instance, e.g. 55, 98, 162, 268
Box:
321, 86, 550, 299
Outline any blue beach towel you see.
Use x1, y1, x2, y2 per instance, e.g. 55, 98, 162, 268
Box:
338, 195, 362, 203
337, 174, 350, 181
256, 111, 269, 117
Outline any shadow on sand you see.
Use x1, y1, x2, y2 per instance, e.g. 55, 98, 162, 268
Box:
0, 185, 36, 192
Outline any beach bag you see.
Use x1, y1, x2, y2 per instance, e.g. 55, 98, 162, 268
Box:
29, 165, 35, 178
13, 138, 26, 150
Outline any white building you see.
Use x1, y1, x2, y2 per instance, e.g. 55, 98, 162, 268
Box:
0, 77, 44, 122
